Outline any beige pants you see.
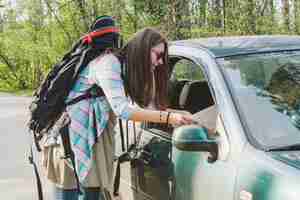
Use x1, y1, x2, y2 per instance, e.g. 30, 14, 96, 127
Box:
42, 114, 116, 192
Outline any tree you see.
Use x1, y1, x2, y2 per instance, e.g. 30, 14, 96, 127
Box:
213, 0, 223, 29
294, 0, 300, 33
246, 0, 256, 34
167, 0, 191, 39
0, 0, 298, 91
282, 0, 290, 31
74, 0, 89, 31
44, 0, 73, 45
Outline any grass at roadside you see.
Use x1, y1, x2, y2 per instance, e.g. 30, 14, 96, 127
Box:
0, 88, 34, 97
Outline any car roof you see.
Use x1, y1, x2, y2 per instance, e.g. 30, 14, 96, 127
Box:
170, 35, 300, 58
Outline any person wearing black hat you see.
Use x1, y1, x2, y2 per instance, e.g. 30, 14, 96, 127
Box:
42, 15, 122, 200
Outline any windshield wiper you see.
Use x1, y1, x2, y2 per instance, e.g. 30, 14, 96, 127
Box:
268, 143, 300, 151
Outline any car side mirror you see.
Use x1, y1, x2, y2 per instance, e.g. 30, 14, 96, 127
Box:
172, 125, 218, 163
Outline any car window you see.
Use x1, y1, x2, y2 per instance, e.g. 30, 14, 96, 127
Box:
218, 51, 300, 149
169, 58, 214, 112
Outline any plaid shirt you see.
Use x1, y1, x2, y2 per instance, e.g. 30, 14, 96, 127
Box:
66, 54, 135, 182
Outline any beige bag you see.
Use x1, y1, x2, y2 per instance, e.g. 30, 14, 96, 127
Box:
41, 139, 77, 189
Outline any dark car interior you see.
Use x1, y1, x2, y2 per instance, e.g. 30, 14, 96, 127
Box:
146, 57, 216, 133
168, 79, 214, 114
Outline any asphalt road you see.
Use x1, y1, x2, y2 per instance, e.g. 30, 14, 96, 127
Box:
0, 93, 53, 199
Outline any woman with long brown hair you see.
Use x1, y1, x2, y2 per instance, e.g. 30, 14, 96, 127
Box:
52, 27, 194, 200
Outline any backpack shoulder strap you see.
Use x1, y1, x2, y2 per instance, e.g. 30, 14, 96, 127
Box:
65, 86, 105, 106
28, 132, 44, 200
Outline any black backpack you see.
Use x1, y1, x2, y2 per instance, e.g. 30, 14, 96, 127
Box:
27, 15, 121, 200
29, 41, 90, 150
28, 16, 121, 149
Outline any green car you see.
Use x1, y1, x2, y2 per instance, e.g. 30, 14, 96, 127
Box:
115, 36, 300, 200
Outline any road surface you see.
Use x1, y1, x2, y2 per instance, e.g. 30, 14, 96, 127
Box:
0, 93, 53, 199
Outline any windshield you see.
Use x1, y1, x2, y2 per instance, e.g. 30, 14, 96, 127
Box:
217, 51, 300, 149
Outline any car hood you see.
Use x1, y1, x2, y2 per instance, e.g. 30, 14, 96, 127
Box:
271, 151, 300, 170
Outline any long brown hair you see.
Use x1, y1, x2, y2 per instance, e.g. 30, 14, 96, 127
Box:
117, 28, 169, 109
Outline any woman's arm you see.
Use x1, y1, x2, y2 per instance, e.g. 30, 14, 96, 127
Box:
129, 107, 194, 126
90, 54, 194, 126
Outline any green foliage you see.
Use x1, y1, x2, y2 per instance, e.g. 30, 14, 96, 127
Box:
172, 60, 205, 81
0, 0, 299, 91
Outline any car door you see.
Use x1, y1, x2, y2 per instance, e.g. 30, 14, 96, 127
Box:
132, 56, 220, 200
129, 57, 203, 200
173, 115, 237, 200
133, 127, 173, 200
169, 55, 238, 200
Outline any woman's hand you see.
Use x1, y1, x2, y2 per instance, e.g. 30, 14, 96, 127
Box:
169, 112, 195, 126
